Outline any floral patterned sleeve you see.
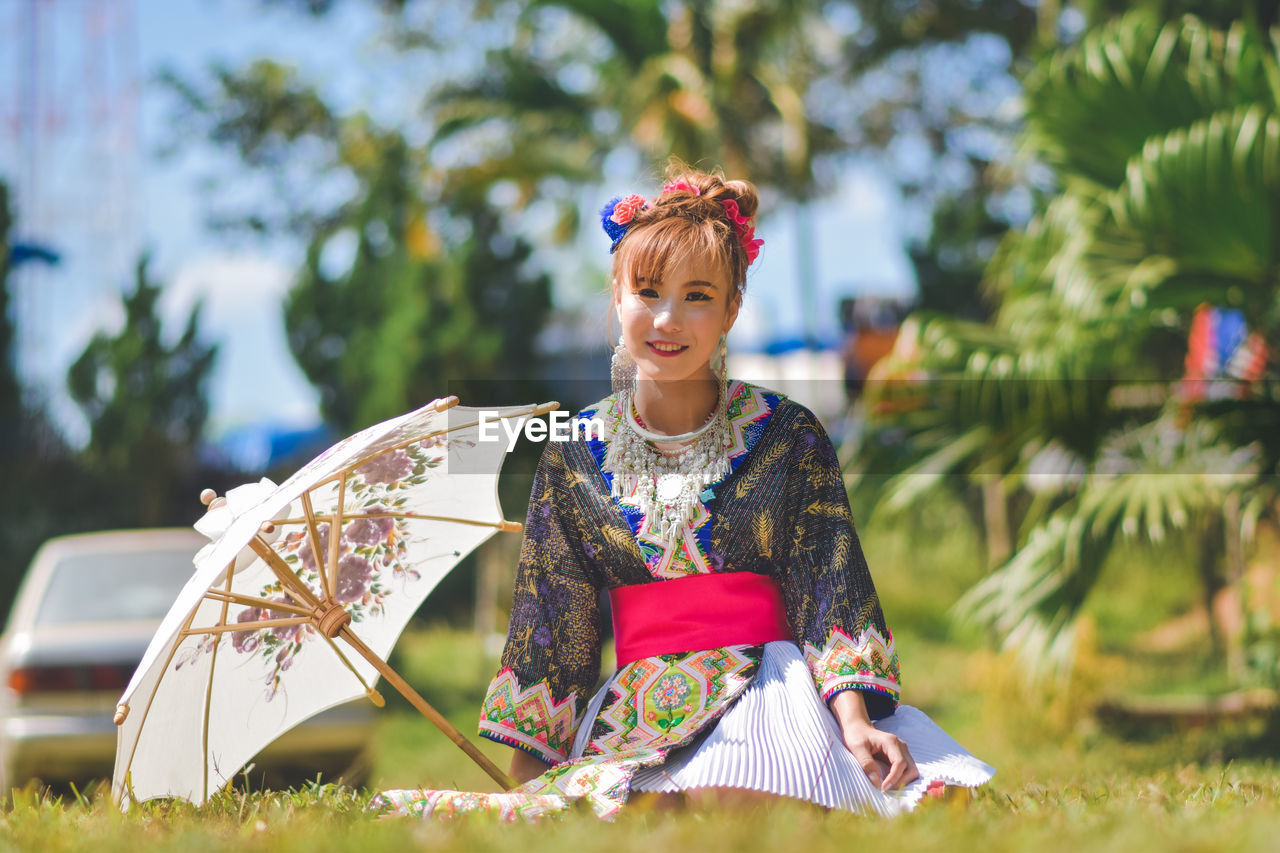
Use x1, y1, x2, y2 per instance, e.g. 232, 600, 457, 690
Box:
477, 441, 602, 765
778, 404, 900, 720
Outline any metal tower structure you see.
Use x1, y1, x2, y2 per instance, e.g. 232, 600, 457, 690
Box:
2, 0, 140, 412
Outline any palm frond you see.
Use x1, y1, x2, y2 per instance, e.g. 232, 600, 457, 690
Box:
954, 413, 1264, 678
1023, 12, 1277, 187
1099, 106, 1280, 318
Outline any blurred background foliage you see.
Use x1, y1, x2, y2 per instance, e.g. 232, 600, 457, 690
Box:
3, 0, 1280, 730
856, 8, 1280, 698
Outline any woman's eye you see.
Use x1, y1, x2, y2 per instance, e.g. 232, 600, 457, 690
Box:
686, 291, 713, 301
636, 288, 659, 298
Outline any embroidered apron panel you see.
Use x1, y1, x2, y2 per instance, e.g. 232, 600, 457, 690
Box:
509, 645, 762, 819
585, 645, 762, 755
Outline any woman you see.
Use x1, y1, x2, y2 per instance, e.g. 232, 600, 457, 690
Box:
372, 166, 994, 821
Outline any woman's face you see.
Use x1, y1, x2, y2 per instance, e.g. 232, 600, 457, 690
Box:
614, 253, 740, 384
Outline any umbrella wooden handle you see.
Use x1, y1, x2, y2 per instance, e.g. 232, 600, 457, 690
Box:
246, 536, 516, 789
335, 625, 517, 792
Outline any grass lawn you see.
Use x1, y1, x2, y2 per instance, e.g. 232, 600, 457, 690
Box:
4, 502, 1278, 851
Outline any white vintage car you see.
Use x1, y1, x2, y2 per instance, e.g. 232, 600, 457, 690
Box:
0, 529, 374, 792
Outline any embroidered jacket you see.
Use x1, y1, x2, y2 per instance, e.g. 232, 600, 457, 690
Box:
477, 381, 900, 778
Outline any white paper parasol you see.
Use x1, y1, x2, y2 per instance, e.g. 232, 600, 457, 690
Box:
112, 396, 555, 807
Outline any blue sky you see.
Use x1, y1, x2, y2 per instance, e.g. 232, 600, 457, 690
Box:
4, 0, 916, 443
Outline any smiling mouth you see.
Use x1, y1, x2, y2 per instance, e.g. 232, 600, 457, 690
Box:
647, 342, 688, 356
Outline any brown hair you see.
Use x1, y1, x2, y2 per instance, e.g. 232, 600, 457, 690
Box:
611, 162, 760, 300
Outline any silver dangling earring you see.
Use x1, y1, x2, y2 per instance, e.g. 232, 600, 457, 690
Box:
711, 333, 729, 407
711, 334, 728, 383
611, 334, 636, 396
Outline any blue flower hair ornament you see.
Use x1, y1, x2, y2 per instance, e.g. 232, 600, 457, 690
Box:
600, 194, 648, 253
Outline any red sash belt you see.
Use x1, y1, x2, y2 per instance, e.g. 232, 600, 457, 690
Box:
608, 572, 793, 667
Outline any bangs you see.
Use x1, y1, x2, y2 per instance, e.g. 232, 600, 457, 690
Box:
614, 217, 732, 288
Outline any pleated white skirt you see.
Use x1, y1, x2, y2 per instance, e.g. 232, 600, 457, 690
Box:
570, 641, 996, 816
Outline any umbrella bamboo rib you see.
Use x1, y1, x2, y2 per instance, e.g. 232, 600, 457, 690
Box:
334, 624, 515, 791
184, 617, 309, 636
300, 491, 332, 605
246, 528, 512, 787
115, 559, 233, 807
357, 401, 556, 460
248, 536, 324, 609
312, 401, 559, 491
202, 588, 313, 617
272, 511, 521, 532
326, 476, 346, 601
201, 562, 236, 801
317, 633, 384, 707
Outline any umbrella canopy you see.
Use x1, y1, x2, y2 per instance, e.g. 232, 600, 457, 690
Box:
112, 396, 554, 807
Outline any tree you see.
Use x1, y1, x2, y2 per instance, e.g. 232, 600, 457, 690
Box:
419, 0, 860, 346
160, 24, 564, 626
67, 255, 219, 526
0, 183, 20, 455
163, 56, 554, 436
858, 11, 1280, 679
283, 128, 553, 432
0, 182, 84, 619
429, 0, 842, 201
838, 1, 1280, 318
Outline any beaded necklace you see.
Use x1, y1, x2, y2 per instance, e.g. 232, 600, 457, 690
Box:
603, 383, 732, 543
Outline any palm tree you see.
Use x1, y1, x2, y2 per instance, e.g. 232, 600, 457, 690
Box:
424, 1, 844, 348
426, 1, 841, 211
856, 11, 1280, 679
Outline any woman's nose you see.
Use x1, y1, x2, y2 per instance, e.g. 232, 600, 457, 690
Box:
653, 300, 682, 331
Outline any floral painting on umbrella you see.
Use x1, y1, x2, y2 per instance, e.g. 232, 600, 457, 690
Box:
228, 434, 467, 700
114, 397, 548, 807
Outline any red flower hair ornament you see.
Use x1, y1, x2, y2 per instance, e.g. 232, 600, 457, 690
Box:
600, 188, 763, 264
720, 199, 764, 264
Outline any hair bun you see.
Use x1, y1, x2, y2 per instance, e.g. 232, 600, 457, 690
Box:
719, 179, 758, 219
606, 161, 762, 293
657, 164, 760, 222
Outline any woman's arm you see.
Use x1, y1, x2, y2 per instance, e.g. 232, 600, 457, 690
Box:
777, 405, 901, 720
775, 404, 911, 789
828, 690, 919, 791
476, 442, 602, 769
509, 748, 551, 785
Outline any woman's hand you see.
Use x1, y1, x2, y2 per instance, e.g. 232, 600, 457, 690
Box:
840, 721, 919, 791
828, 690, 919, 791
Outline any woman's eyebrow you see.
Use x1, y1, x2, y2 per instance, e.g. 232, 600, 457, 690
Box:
684, 280, 717, 289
